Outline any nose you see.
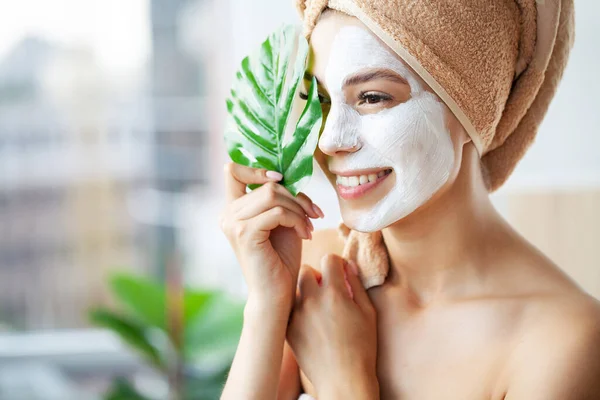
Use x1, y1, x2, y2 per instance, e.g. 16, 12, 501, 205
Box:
318, 103, 361, 156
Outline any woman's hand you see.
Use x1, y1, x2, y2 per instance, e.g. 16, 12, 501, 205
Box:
220, 162, 324, 312
220, 163, 324, 400
287, 255, 379, 400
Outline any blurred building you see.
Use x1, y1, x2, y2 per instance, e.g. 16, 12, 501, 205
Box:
0, 37, 152, 329
0, 0, 215, 330
148, 0, 209, 277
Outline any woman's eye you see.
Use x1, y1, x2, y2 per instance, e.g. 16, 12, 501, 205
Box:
299, 92, 330, 104
358, 92, 391, 105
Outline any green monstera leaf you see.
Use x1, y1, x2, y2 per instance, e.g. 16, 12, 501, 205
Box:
225, 24, 323, 196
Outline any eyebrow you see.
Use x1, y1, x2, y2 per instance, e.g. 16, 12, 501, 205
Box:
304, 69, 408, 88
343, 69, 408, 87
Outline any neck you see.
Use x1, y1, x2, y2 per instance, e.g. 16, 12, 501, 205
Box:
380, 145, 504, 304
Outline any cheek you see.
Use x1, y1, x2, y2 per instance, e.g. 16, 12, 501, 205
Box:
359, 103, 422, 162
351, 98, 455, 201
314, 148, 339, 186
360, 96, 452, 164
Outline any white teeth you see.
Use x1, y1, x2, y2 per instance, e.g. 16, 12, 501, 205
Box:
336, 170, 390, 187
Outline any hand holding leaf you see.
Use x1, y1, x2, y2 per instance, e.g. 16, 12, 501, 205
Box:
225, 25, 323, 196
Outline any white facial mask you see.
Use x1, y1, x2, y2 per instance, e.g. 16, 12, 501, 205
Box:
319, 26, 455, 232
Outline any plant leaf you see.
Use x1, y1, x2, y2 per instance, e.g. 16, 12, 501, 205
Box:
109, 274, 167, 330
225, 24, 323, 196
184, 293, 244, 363
89, 308, 165, 370
109, 273, 222, 329
282, 75, 321, 194
183, 289, 218, 323
183, 364, 231, 400
105, 378, 151, 400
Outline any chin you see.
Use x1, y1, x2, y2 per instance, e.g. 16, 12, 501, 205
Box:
338, 186, 439, 232
338, 207, 395, 233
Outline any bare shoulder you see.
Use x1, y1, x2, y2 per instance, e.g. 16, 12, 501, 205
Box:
520, 290, 600, 345
505, 288, 600, 398
301, 228, 346, 269
510, 250, 600, 356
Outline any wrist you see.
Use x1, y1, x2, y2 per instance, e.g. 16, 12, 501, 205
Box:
244, 294, 292, 321
318, 373, 379, 400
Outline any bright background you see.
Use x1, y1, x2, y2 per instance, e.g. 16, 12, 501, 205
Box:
0, 0, 598, 398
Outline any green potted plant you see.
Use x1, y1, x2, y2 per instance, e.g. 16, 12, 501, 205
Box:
89, 273, 244, 400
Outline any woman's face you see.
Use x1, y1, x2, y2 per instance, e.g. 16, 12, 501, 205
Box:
307, 12, 467, 232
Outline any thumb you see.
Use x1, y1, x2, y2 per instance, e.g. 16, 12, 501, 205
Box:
344, 260, 371, 309
298, 264, 321, 298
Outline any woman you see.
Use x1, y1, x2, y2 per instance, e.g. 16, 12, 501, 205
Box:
221, 1, 600, 399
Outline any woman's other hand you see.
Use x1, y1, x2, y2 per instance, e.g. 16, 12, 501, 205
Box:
287, 255, 379, 400
220, 162, 323, 312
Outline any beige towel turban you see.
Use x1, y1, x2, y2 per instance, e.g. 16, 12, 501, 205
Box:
296, 0, 575, 288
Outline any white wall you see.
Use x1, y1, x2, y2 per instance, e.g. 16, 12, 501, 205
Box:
499, 0, 600, 192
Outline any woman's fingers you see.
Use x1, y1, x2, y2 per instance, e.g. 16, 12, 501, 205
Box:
221, 163, 323, 245
297, 265, 321, 298
235, 189, 306, 221
224, 163, 322, 219
224, 162, 283, 202
250, 205, 311, 240
318, 256, 373, 310
296, 192, 323, 219
344, 260, 372, 310
320, 254, 347, 292
233, 182, 319, 221
265, 185, 320, 219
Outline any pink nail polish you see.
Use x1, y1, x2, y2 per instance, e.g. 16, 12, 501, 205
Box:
312, 203, 325, 218
306, 216, 314, 231
266, 170, 283, 181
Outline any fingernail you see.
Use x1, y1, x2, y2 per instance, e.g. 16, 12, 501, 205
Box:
306, 216, 314, 231
307, 226, 313, 240
312, 203, 325, 219
300, 229, 309, 240
348, 260, 359, 275
266, 170, 283, 181
345, 279, 354, 299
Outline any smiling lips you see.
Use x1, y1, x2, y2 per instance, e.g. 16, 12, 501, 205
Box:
335, 169, 393, 199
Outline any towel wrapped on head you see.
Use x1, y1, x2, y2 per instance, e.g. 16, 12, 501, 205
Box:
296, 0, 575, 288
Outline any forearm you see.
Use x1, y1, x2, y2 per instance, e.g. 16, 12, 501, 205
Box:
318, 371, 379, 400
277, 342, 302, 399
221, 297, 291, 400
